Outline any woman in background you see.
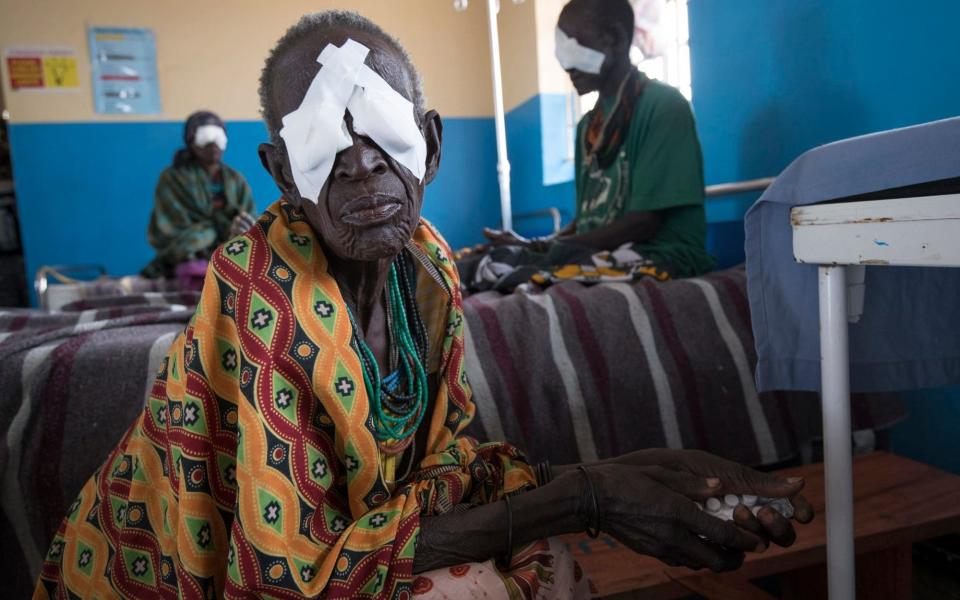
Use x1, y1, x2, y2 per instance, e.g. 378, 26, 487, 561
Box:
142, 111, 256, 282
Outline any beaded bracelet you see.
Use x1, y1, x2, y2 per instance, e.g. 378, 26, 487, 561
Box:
496, 494, 514, 570
577, 466, 601, 538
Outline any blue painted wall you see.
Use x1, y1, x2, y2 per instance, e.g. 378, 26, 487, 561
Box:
9, 117, 498, 288
688, 0, 960, 472
689, 0, 960, 187
506, 94, 575, 238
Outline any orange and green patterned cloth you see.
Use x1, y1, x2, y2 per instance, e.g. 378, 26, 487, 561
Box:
36, 200, 542, 599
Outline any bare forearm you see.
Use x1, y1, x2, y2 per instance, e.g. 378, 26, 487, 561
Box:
560, 211, 662, 251
551, 448, 665, 479
413, 471, 583, 573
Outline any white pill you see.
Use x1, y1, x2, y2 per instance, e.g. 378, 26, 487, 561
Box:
705, 498, 723, 512
696, 502, 704, 511
724, 494, 740, 508
741, 495, 758, 507
767, 498, 795, 519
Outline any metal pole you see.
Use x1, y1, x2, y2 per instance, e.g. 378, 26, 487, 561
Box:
819, 265, 855, 599
704, 177, 776, 198
485, 0, 513, 231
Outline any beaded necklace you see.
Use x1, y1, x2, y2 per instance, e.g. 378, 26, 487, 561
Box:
345, 251, 430, 451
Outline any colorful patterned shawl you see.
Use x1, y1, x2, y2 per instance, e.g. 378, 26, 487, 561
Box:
143, 163, 255, 278
37, 200, 536, 599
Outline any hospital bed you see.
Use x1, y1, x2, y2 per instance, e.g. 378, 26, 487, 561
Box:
747, 116, 960, 598
34, 264, 182, 311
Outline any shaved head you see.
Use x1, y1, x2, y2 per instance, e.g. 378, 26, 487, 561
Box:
558, 0, 635, 95
560, 0, 635, 46
258, 11, 426, 145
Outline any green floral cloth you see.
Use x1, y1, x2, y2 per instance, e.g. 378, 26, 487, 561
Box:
142, 163, 254, 278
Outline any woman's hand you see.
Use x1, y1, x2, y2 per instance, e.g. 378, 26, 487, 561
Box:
580, 464, 765, 572
600, 449, 815, 548
230, 211, 257, 237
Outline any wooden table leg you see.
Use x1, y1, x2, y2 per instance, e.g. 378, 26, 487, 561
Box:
782, 544, 912, 600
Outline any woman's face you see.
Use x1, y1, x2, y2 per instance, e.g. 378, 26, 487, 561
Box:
265, 30, 436, 264
192, 142, 223, 169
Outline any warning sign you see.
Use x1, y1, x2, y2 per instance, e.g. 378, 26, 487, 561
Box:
4, 47, 79, 91
43, 55, 79, 88
7, 56, 43, 89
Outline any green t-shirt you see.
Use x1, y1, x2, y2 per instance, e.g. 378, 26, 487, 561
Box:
574, 73, 713, 277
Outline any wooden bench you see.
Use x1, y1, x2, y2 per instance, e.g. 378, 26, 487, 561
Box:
562, 452, 960, 599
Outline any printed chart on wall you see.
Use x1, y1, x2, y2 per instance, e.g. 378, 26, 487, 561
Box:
87, 27, 161, 114
4, 47, 80, 91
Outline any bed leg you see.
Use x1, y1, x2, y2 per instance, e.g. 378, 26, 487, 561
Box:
819, 265, 855, 599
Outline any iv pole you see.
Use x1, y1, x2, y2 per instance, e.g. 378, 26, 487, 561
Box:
455, 0, 522, 232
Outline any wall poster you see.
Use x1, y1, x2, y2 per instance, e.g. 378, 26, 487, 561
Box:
88, 27, 161, 114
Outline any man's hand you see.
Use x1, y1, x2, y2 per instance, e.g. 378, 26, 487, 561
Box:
583, 464, 765, 572
230, 212, 257, 237
482, 228, 533, 247
602, 449, 815, 549
482, 228, 553, 252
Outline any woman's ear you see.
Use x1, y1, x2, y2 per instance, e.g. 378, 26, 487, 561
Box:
421, 110, 443, 186
258, 142, 300, 203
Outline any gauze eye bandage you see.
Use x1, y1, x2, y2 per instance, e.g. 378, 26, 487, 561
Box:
194, 125, 227, 151
555, 27, 606, 75
279, 38, 427, 204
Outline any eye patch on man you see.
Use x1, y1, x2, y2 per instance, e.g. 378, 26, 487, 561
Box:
555, 27, 606, 75
280, 38, 427, 204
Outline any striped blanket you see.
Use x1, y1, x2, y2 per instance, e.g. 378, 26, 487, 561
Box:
460, 266, 905, 467
0, 268, 904, 596
0, 300, 192, 596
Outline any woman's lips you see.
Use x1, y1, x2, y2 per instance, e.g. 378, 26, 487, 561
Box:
340, 196, 402, 226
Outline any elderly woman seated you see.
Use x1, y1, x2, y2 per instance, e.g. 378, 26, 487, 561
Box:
36, 11, 811, 599
142, 110, 257, 285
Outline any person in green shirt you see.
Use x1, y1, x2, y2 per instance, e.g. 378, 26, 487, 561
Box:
477, 0, 712, 288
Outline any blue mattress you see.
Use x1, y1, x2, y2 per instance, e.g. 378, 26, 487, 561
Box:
745, 117, 960, 392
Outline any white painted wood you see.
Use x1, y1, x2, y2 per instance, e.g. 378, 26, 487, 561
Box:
792, 194, 960, 267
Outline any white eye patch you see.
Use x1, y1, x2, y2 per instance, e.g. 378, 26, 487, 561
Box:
279, 38, 427, 204
555, 27, 606, 75
194, 125, 227, 151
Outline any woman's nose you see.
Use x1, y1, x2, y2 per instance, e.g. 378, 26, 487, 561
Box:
334, 140, 389, 183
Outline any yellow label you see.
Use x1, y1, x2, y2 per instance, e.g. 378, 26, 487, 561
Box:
42, 55, 79, 88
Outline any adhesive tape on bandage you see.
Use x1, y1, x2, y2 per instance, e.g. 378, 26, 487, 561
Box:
194, 125, 227, 151
279, 38, 427, 204
555, 27, 605, 75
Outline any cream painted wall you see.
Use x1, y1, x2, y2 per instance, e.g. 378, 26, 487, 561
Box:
0, 0, 496, 123
495, 0, 540, 111
462, 0, 574, 111
535, 0, 574, 96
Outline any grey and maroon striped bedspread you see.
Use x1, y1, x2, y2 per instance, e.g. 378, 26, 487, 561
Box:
460, 266, 905, 466
0, 298, 192, 595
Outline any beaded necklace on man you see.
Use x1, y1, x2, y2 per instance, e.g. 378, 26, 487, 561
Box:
345, 250, 430, 461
